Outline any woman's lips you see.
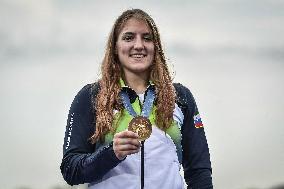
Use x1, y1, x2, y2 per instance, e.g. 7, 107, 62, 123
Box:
130, 54, 146, 58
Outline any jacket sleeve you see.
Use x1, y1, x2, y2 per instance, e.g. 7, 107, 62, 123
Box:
60, 84, 123, 185
175, 83, 213, 189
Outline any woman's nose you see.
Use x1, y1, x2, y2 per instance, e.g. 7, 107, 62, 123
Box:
133, 37, 144, 50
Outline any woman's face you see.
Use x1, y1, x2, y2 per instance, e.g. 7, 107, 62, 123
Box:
116, 18, 155, 76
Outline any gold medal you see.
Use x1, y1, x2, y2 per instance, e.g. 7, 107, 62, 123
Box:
128, 116, 152, 141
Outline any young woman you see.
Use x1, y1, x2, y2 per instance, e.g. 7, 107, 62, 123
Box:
60, 9, 213, 189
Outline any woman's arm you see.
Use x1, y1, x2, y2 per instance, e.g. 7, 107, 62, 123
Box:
175, 83, 213, 189
60, 84, 123, 185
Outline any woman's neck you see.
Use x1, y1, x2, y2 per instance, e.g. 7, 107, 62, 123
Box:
123, 72, 149, 94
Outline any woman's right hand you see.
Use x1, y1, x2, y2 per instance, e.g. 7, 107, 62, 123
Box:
113, 131, 141, 160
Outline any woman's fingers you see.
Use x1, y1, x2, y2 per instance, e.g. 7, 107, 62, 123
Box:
114, 138, 140, 147
114, 130, 139, 139
113, 131, 141, 160
116, 143, 140, 151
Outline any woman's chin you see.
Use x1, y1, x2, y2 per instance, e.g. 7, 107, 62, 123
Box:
124, 66, 151, 75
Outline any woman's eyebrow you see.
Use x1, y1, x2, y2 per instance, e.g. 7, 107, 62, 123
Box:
122, 31, 152, 35
122, 32, 134, 35
143, 32, 152, 36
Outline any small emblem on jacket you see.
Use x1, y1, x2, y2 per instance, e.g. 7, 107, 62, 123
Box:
193, 113, 203, 128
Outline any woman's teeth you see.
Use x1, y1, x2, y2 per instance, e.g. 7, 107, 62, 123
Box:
131, 54, 145, 58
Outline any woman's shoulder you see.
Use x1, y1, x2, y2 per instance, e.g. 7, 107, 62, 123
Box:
173, 82, 195, 107
76, 82, 100, 97
71, 82, 100, 108
173, 83, 193, 98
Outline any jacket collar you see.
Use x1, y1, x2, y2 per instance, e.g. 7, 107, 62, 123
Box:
119, 78, 155, 103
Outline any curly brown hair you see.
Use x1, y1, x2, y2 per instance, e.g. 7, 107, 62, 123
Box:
90, 9, 176, 143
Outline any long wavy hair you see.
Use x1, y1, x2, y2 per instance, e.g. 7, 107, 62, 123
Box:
90, 9, 176, 143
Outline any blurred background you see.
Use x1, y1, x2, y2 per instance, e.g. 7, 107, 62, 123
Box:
0, 0, 283, 189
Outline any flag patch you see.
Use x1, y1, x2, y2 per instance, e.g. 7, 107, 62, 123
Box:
194, 113, 203, 128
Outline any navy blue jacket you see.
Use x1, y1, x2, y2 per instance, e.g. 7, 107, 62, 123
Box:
60, 83, 213, 188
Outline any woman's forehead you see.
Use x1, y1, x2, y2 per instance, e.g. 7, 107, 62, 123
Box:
119, 18, 152, 34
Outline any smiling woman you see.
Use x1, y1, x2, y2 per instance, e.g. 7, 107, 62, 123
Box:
60, 9, 213, 189
116, 18, 155, 80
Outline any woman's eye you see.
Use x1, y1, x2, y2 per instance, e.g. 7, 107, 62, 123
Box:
122, 35, 133, 41
144, 35, 153, 42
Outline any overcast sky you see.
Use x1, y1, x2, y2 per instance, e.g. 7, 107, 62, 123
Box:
0, 0, 284, 189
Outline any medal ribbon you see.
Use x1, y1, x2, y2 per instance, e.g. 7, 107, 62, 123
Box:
120, 86, 155, 118
119, 86, 155, 189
